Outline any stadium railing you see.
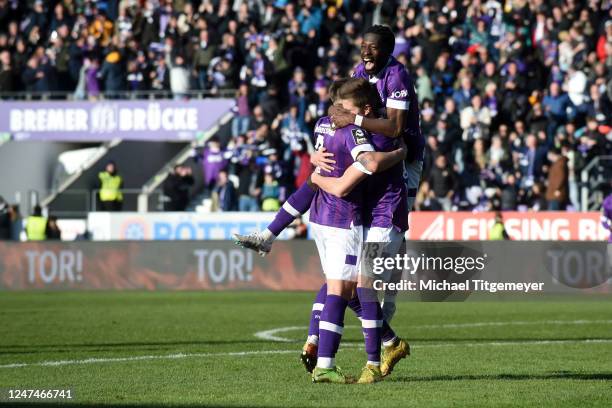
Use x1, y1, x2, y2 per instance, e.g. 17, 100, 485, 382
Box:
0, 89, 236, 101
33, 188, 165, 218
580, 155, 612, 210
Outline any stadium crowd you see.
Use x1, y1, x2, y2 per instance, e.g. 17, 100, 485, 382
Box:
0, 0, 611, 212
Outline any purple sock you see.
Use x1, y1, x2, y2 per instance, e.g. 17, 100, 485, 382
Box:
357, 287, 382, 365
317, 294, 348, 368
348, 295, 362, 318
267, 182, 316, 236
350, 295, 396, 345
288, 182, 317, 213
308, 284, 327, 339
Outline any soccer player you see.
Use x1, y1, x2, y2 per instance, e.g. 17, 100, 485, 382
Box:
235, 24, 422, 258
333, 24, 423, 210
307, 79, 406, 384
303, 79, 410, 381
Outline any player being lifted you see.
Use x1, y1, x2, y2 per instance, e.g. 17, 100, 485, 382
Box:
302, 78, 406, 384
306, 77, 411, 379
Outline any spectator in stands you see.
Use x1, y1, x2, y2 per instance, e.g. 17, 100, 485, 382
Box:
25, 205, 46, 241
232, 83, 251, 138
415, 181, 443, 212
97, 161, 123, 212
0, 196, 10, 240
261, 172, 281, 212
214, 170, 237, 212
517, 134, 546, 189
46, 216, 62, 240
163, 165, 194, 211
0, 0, 610, 213
427, 155, 457, 211
460, 94, 491, 143
8, 204, 22, 241
525, 182, 547, 212
235, 152, 261, 212
545, 148, 569, 210
542, 81, 572, 138
99, 49, 125, 98
195, 137, 228, 198
165, 40, 190, 99
0, 51, 16, 94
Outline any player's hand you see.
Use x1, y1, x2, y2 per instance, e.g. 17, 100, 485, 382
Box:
311, 148, 335, 172
310, 171, 322, 186
329, 106, 355, 128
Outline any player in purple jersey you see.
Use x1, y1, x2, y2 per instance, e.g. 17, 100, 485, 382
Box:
602, 193, 612, 243
305, 79, 407, 384
234, 25, 423, 258
308, 79, 411, 379
236, 79, 411, 380
330, 25, 424, 211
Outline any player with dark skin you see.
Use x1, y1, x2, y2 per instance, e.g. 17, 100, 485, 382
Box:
314, 32, 407, 171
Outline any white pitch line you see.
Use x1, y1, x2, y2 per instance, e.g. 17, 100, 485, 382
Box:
413, 319, 612, 329
1, 338, 611, 370
0, 349, 297, 369
254, 320, 612, 343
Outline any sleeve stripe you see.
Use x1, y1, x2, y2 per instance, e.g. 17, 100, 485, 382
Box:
350, 144, 375, 160
387, 98, 410, 110
352, 161, 372, 175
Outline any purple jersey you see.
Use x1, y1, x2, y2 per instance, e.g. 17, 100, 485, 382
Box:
202, 147, 228, 186
602, 194, 612, 242
353, 56, 424, 162
365, 133, 408, 232
310, 117, 375, 229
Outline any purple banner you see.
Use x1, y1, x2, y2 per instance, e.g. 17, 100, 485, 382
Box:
0, 99, 234, 141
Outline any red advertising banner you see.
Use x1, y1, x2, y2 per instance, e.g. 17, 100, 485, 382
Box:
407, 212, 607, 241
0, 241, 323, 291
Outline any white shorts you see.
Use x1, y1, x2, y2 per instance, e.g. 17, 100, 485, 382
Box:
362, 226, 405, 282
310, 222, 363, 282
403, 159, 423, 211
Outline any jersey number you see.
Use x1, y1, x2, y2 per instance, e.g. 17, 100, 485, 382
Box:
315, 134, 324, 151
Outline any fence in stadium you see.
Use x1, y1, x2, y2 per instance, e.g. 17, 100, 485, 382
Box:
0, 89, 236, 101
1, 241, 609, 296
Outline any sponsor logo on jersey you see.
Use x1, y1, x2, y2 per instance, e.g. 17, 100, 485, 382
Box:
315, 123, 335, 136
352, 128, 368, 145
390, 89, 409, 99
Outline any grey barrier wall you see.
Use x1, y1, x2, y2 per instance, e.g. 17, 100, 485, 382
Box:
0, 241, 609, 299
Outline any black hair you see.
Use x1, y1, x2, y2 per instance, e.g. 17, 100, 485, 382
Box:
364, 25, 395, 55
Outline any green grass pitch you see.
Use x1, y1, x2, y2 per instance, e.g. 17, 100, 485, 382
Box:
0, 292, 611, 407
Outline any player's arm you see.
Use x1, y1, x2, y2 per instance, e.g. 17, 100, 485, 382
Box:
359, 107, 406, 139
329, 105, 406, 139
355, 145, 406, 174
310, 165, 367, 198
310, 146, 406, 198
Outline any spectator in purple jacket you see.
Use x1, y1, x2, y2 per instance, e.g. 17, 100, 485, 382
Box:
195, 137, 228, 197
